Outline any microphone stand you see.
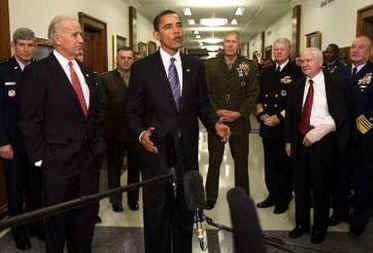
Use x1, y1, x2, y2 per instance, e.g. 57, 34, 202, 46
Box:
204, 215, 347, 253
0, 173, 172, 231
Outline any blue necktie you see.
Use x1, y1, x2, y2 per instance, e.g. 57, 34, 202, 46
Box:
168, 57, 181, 110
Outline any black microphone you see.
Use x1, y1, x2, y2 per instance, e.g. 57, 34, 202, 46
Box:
227, 187, 267, 253
183, 170, 207, 251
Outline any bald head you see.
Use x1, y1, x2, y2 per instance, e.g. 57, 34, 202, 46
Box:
350, 36, 372, 66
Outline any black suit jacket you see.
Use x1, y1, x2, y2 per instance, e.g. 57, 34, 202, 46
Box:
284, 71, 350, 154
0, 57, 25, 146
18, 53, 105, 173
126, 51, 217, 172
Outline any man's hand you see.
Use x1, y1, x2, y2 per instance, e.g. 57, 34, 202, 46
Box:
285, 143, 291, 157
215, 120, 231, 143
140, 127, 159, 154
259, 113, 270, 122
0, 144, 14, 160
263, 115, 280, 127
303, 135, 312, 147
217, 110, 241, 122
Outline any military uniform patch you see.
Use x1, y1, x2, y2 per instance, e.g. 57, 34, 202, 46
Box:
8, 89, 16, 97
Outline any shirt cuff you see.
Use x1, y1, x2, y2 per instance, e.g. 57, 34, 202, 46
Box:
34, 160, 43, 167
139, 130, 146, 143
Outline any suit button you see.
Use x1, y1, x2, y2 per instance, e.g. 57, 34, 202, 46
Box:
274, 104, 278, 108
265, 94, 269, 98
264, 104, 267, 107
274, 94, 278, 98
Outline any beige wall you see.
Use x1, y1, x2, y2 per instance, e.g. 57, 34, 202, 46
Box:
249, 0, 373, 59
8, 0, 155, 70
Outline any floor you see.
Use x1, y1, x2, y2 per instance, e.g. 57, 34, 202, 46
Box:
1, 121, 373, 252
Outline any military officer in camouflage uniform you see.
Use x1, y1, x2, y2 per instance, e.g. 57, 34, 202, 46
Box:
100, 47, 140, 212
323, 43, 344, 75
256, 38, 301, 214
205, 31, 259, 209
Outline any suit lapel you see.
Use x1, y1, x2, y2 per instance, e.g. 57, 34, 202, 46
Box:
296, 76, 307, 117
181, 54, 191, 111
48, 53, 86, 117
78, 62, 95, 117
155, 51, 179, 112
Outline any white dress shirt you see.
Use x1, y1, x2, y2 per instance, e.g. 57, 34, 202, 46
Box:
302, 71, 336, 144
53, 50, 90, 107
351, 63, 366, 74
276, 59, 289, 72
159, 47, 183, 94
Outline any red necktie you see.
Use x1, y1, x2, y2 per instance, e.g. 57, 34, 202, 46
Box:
69, 61, 88, 116
298, 79, 314, 135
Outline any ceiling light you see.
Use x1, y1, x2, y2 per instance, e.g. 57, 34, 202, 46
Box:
203, 45, 221, 51
193, 30, 200, 35
202, 38, 223, 44
235, 7, 245, 16
188, 19, 196, 25
200, 18, 228, 27
183, 8, 192, 16
196, 35, 201, 39
231, 19, 238, 25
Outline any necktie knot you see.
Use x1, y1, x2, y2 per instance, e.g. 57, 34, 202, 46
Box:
276, 65, 281, 73
170, 57, 176, 64
309, 79, 313, 85
68, 61, 73, 68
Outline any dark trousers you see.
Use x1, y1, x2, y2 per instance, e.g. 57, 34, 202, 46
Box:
206, 131, 249, 204
43, 148, 100, 253
262, 138, 292, 207
293, 133, 335, 229
4, 143, 31, 239
106, 140, 140, 205
141, 137, 193, 253
350, 134, 373, 227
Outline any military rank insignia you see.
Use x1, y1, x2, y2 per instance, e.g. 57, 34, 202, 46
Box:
358, 73, 372, 92
356, 114, 373, 134
280, 76, 292, 84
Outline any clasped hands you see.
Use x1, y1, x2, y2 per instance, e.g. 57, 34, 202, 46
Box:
259, 113, 280, 127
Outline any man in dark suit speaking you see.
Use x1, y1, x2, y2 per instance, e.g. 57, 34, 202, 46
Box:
18, 16, 105, 253
126, 10, 230, 253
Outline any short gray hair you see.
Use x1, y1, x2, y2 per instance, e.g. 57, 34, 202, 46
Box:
273, 38, 291, 50
13, 28, 35, 43
302, 47, 323, 63
48, 15, 77, 41
224, 31, 241, 41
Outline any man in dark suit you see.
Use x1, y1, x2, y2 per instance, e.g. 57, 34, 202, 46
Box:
19, 16, 105, 253
126, 10, 230, 253
100, 47, 140, 212
0, 27, 36, 250
345, 36, 373, 236
285, 48, 350, 244
204, 32, 258, 210
256, 38, 301, 214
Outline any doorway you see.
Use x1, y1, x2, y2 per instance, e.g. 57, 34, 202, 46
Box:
79, 12, 108, 73
357, 4, 373, 38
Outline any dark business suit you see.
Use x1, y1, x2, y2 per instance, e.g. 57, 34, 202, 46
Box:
257, 61, 301, 209
285, 71, 350, 230
126, 51, 217, 253
0, 57, 37, 241
100, 69, 140, 207
19, 53, 105, 253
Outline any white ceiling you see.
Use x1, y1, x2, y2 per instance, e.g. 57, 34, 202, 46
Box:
134, 0, 294, 48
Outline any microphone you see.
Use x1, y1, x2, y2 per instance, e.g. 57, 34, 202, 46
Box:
227, 187, 267, 253
183, 170, 207, 251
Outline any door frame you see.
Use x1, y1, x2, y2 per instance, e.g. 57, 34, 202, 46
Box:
356, 4, 373, 36
0, 0, 11, 62
78, 12, 108, 72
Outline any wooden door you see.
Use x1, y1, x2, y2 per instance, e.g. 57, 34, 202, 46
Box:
79, 12, 107, 73
0, 0, 11, 62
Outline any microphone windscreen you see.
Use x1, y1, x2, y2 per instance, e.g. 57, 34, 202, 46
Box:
183, 170, 206, 211
227, 187, 266, 253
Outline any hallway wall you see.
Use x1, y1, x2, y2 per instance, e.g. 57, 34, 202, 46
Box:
8, 0, 155, 70
249, 0, 373, 59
